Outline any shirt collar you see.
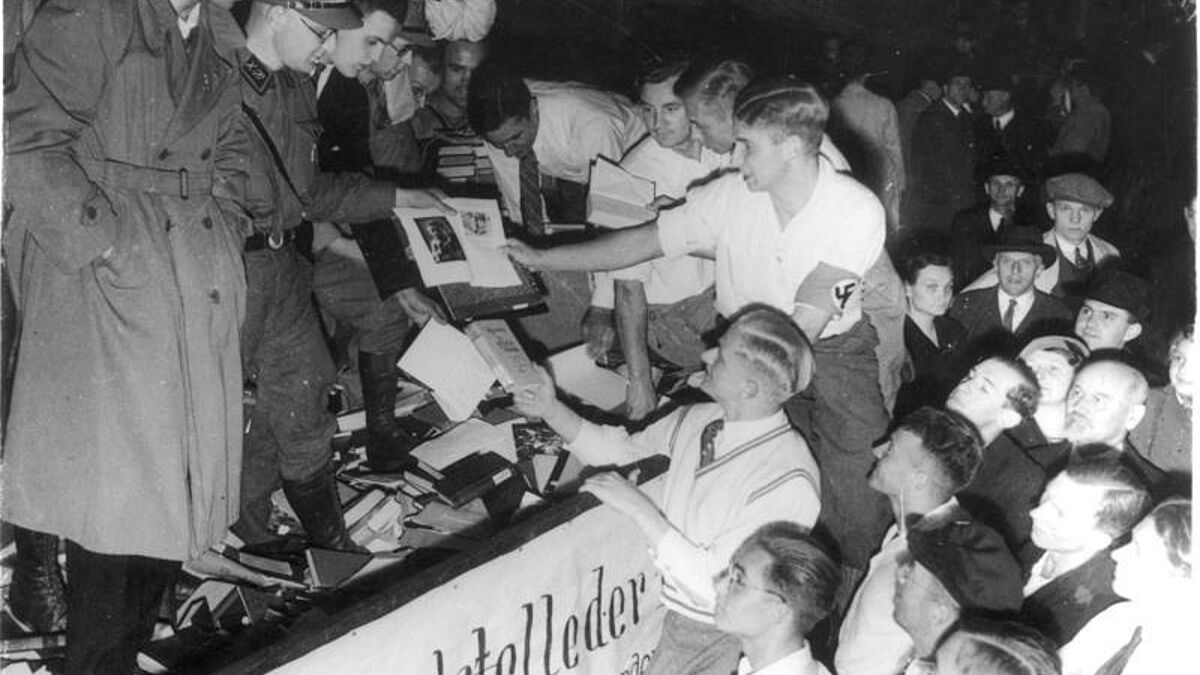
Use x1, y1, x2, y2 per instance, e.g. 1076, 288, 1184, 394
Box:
995, 109, 1015, 129
942, 99, 962, 116
1054, 232, 1089, 254
715, 410, 790, 458
737, 643, 821, 674
998, 287, 1035, 307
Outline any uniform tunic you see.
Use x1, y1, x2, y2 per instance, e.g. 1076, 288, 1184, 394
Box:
234, 48, 397, 539
3, 0, 248, 561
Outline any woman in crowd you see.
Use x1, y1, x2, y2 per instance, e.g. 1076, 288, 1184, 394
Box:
1019, 335, 1089, 443
1130, 326, 1194, 490
894, 240, 967, 417
934, 617, 1061, 675
1059, 498, 1192, 675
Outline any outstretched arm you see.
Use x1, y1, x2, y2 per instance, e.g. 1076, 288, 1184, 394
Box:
503, 222, 663, 272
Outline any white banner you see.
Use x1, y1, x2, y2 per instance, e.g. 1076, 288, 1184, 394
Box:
274, 482, 667, 674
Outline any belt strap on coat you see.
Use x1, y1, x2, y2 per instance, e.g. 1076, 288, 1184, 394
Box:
76, 158, 213, 200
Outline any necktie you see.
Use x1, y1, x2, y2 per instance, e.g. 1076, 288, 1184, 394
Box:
1003, 298, 1018, 332
1074, 246, 1093, 272
698, 419, 724, 468
518, 152, 546, 237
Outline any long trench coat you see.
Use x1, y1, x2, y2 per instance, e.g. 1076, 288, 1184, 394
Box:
2, 0, 250, 561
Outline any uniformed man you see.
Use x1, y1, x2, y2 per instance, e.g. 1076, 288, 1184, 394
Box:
233, 0, 448, 551
308, 0, 447, 477
4, 0, 250, 668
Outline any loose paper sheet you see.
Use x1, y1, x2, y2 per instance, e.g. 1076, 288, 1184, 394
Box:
546, 345, 628, 411
398, 321, 495, 422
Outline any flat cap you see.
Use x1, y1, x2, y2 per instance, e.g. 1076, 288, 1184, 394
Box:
908, 519, 1024, 612
259, 0, 362, 30
1045, 173, 1114, 209
1085, 269, 1153, 323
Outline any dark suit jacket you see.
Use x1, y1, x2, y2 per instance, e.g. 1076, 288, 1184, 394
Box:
959, 429, 1051, 571
315, 70, 420, 298
910, 101, 976, 230
948, 286, 1073, 355
974, 111, 1053, 185
950, 207, 1012, 290
1020, 550, 1124, 647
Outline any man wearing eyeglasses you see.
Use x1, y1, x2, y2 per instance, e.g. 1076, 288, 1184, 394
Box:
306, 0, 450, 480
233, 0, 450, 552
713, 522, 839, 674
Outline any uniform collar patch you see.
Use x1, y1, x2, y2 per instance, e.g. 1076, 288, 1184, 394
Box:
240, 53, 273, 95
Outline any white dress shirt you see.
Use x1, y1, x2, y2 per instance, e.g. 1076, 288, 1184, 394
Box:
738, 643, 831, 675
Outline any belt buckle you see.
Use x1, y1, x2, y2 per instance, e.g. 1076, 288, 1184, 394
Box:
268, 230, 285, 250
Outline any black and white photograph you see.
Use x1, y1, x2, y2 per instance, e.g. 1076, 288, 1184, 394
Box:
414, 215, 466, 263
1, 0, 1194, 672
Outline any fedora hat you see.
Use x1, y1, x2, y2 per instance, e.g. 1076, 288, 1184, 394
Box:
982, 226, 1056, 267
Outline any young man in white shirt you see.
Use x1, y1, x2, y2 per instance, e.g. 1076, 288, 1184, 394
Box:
514, 305, 821, 675
506, 76, 893, 582
715, 522, 839, 675
588, 58, 725, 419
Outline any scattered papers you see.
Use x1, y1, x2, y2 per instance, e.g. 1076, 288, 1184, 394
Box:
395, 198, 521, 288
546, 345, 628, 411
411, 418, 520, 470
398, 320, 495, 422
586, 156, 656, 228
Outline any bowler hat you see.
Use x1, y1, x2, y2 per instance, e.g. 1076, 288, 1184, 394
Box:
975, 67, 1013, 92
981, 155, 1025, 182
1045, 173, 1114, 209
908, 519, 1024, 612
1085, 269, 1152, 323
982, 226, 1056, 267
259, 0, 362, 31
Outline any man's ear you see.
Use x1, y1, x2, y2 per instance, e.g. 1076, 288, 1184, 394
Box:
741, 376, 760, 402
1016, 185, 1026, 198
998, 406, 1022, 431
1094, 207, 1105, 221
782, 133, 804, 160
528, 99, 539, 129
1123, 322, 1143, 344
1045, 202, 1056, 220
1125, 401, 1147, 431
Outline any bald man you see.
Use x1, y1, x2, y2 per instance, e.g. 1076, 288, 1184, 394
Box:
1065, 358, 1167, 494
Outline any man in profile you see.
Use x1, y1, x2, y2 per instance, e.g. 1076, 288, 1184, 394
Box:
715, 522, 840, 675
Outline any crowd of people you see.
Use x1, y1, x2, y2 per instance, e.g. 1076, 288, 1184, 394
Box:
0, 0, 1194, 674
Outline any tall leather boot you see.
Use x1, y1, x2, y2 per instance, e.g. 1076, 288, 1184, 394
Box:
359, 350, 419, 473
6, 526, 67, 633
282, 464, 365, 552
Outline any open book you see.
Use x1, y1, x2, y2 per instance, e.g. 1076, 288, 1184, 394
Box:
586, 156, 656, 228
395, 198, 521, 288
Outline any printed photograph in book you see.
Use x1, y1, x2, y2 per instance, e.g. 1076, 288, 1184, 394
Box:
415, 216, 466, 264
395, 198, 522, 288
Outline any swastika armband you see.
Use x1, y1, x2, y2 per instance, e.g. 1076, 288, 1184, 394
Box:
794, 261, 862, 317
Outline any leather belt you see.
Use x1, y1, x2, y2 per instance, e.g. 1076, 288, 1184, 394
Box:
76, 158, 213, 200
244, 229, 298, 252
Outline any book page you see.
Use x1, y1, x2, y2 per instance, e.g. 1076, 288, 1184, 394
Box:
587, 156, 656, 228
448, 198, 522, 288
398, 320, 496, 422
395, 208, 473, 287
